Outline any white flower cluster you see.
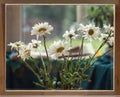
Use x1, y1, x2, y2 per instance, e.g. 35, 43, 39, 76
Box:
8, 22, 114, 61
100, 24, 114, 47
8, 39, 42, 61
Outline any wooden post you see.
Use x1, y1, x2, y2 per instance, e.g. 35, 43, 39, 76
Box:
0, 4, 5, 95
6, 5, 21, 51
76, 5, 87, 24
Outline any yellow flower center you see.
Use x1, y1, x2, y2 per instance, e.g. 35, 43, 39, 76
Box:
16, 43, 20, 47
24, 49, 30, 54
103, 37, 106, 40
38, 28, 47, 33
33, 44, 38, 48
68, 34, 73, 38
88, 29, 94, 36
56, 47, 64, 53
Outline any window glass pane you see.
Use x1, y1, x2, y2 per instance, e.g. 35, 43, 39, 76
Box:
21, 5, 114, 54
21, 5, 76, 43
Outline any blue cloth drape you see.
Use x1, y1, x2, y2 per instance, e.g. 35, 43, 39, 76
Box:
6, 52, 113, 90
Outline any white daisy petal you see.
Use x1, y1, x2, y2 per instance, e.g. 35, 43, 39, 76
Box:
63, 29, 78, 39
18, 45, 31, 61
83, 24, 100, 41
28, 39, 41, 52
77, 24, 87, 39
31, 22, 53, 39
99, 33, 114, 47
104, 24, 114, 33
48, 40, 69, 59
77, 24, 86, 33
8, 41, 25, 51
108, 37, 114, 46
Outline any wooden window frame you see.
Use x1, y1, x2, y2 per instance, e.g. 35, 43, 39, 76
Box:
0, 0, 120, 95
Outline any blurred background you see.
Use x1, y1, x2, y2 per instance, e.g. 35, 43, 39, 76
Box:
6, 4, 114, 53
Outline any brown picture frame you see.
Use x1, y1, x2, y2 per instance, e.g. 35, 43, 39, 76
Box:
0, 0, 120, 95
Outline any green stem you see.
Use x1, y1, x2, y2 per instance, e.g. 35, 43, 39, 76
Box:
77, 38, 84, 71
29, 57, 41, 75
101, 47, 113, 57
91, 47, 113, 66
83, 31, 112, 72
70, 38, 72, 49
40, 54, 47, 75
24, 60, 41, 81
90, 31, 111, 64
62, 54, 68, 69
43, 35, 49, 60
68, 38, 72, 58
79, 80, 82, 90
33, 81, 46, 89
78, 38, 84, 62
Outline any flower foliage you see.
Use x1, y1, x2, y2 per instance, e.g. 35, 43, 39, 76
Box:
8, 22, 114, 90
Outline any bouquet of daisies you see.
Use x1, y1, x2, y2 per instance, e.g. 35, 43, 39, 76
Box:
8, 22, 114, 90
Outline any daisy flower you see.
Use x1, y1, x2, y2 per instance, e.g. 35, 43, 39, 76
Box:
63, 29, 78, 39
77, 24, 87, 39
100, 33, 114, 47
28, 39, 41, 52
48, 40, 69, 59
83, 24, 100, 41
28, 39, 42, 58
8, 41, 25, 51
99, 33, 108, 41
77, 24, 86, 33
104, 24, 114, 33
18, 45, 31, 61
31, 22, 53, 39
108, 36, 114, 47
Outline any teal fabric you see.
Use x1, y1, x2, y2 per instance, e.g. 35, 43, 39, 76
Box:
90, 55, 113, 90
6, 52, 113, 90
